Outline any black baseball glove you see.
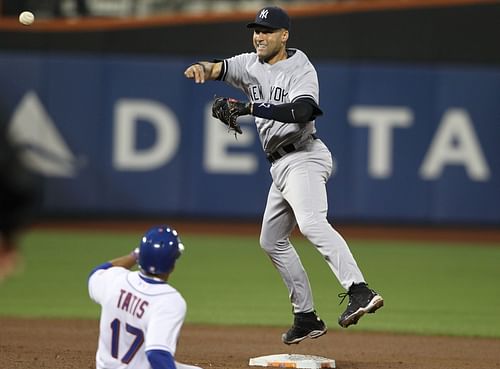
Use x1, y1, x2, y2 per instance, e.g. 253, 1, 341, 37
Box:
211, 97, 252, 135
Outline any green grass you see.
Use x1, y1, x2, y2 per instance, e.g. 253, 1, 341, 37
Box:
1, 229, 499, 338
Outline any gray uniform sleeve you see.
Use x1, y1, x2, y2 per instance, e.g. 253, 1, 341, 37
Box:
288, 62, 320, 106
221, 53, 254, 95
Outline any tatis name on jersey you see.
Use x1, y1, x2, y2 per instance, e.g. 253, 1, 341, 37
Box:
117, 289, 149, 318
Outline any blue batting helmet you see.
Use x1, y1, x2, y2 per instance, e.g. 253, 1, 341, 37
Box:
138, 225, 184, 275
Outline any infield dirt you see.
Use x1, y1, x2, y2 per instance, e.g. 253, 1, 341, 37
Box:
1, 317, 499, 369
2, 221, 500, 368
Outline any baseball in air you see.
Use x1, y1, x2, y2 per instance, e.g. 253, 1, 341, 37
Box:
19, 11, 35, 26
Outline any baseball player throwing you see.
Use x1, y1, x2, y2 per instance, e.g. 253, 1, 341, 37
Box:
184, 6, 383, 345
88, 225, 203, 369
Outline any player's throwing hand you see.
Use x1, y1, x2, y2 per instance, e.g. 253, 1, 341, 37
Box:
184, 63, 206, 83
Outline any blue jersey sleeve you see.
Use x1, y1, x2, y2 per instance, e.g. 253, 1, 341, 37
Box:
147, 350, 176, 369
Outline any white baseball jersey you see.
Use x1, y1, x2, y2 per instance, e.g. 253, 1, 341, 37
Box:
89, 267, 186, 369
221, 48, 318, 153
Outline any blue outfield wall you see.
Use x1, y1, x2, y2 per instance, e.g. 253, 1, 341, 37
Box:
1, 52, 499, 224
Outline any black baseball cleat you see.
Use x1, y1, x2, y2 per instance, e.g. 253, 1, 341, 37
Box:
282, 311, 327, 345
338, 283, 384, 328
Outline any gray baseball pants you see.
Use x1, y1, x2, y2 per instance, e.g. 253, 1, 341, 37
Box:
260, 138, 365, 313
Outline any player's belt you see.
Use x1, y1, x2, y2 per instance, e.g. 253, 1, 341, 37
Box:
267, 134, 318, 164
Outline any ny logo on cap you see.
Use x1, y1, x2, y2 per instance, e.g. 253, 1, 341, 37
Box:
259, 9, 269, 19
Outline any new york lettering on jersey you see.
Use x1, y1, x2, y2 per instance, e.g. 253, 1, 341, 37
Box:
248, 84, 289, 103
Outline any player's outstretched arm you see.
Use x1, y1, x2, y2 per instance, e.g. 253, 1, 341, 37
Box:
89, 249, 138, 278
108, 252, 138, 269
184, 61, 222, 83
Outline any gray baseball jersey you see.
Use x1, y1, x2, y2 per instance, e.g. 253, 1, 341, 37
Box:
221, 48, 366, 314
221, 48, 317, 153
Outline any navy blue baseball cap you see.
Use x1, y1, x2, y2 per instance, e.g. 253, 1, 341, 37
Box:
247, 6, 291, 30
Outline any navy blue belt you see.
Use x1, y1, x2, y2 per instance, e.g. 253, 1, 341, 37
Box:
267, 134, 318, 164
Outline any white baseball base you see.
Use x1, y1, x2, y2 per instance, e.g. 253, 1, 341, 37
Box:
249, 354, 336, 368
